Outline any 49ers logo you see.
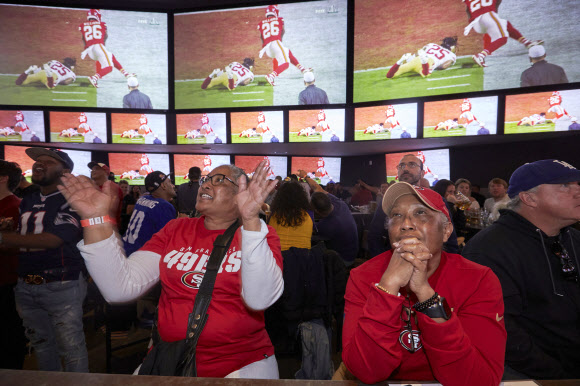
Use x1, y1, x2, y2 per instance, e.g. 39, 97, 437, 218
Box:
181, 271, 204, 289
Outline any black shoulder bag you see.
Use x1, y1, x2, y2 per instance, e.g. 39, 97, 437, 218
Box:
139, 219, 240, 377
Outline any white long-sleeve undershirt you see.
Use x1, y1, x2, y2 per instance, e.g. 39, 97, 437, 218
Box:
77, 220, 283, 311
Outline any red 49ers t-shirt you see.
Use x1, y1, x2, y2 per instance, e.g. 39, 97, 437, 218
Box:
140, 216, 283, 377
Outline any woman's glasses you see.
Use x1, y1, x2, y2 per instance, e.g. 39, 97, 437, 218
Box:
199, 174, 238, 187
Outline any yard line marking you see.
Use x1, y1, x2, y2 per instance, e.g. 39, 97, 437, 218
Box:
426, 75, 471, 81
51, 91, 88, 94
233, 99, 264, 102
52, 99, 87, 101
232, 91, 264, 95
427, 84, 471, 90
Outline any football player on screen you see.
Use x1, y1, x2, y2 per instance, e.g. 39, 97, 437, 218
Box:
462, 0, 543, 67
517, 113, 551, 126
79, 9, 136, 88
201, 58, 255, 91
387, 37, 457, 79
257, 5, 312, 86
459, 98, 485, 127
15, 58, 77, 89
547, 91, 577, 122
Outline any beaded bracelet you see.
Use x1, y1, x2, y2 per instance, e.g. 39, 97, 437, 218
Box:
413, 292, 439, 312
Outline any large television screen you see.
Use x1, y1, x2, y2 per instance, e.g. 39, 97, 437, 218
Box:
111, 113, 167, 144
234, 155, 287, 179
176, 113, 227, 144
353, 0, 580, 103
505, 89, 580, 134
424, 96, 498, 137
3, 145, 91, 181
174, 0, 347, 109
354, 104, 418, 141
0, 5, 168, 109
288, 108, 345, 142
173, 154, 232, 185
385, 149, 450, 186
231, 111, 284, 144
49, 111, 107, 143
0, 110, 45, 142
109, 153, 170, 185
290, 156, 340, 184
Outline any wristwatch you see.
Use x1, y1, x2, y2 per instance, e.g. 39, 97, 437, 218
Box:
419, 295, 452, 320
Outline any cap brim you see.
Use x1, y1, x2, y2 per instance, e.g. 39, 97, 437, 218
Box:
26, 148, 69, 169
382, 181, 441, 215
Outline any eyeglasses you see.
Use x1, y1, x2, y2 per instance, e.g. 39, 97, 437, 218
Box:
199, 174, 238, 187
551, 241, 578, 282
399, 304, 422, 353
397, 162, 420, 170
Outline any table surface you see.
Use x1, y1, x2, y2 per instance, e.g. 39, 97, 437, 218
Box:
2, 370, 580, 386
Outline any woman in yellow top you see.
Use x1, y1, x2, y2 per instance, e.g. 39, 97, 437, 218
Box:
269, 181, 313, 251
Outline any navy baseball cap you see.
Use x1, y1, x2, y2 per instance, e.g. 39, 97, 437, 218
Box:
26, 147, 74, 172
508, 159, 580, 198
145, 171, 170, 193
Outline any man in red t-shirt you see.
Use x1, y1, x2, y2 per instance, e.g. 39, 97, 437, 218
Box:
257, 5, 312, 86
79, 9, 135, 88
0, 160, 26, 369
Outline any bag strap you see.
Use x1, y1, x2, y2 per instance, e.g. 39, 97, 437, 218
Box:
179, 219, 241, 377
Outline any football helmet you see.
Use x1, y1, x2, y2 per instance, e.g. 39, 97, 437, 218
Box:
441, 36, 458, 52
87, 9, 102, 22
243, 57, 255, 70
62, 57, 76, 70
265, 5, 279, 18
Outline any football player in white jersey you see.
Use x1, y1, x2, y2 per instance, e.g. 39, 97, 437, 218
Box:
517, 113, 550, 126
434, 118, 463, 131
15, 58, 77, 89
201, 58, 255, 91
387, 37, 457, 79
364, 123, 385, 135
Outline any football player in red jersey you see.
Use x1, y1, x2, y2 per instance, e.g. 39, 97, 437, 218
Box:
79, 9, 135, 88
547, 91, 576, 121
462, 0, 543, 67
257, 5, 312, 86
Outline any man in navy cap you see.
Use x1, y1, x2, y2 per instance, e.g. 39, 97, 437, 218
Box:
0, 148, 88, 372
463, 159, 580, 380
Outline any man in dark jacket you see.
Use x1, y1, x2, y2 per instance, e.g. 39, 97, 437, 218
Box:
463, 159, 580, 379
123, 76, 153, 109
520, 45, 568, 87
298, 72, 329, 105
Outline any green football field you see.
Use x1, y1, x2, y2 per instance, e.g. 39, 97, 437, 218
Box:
504, 122, 556, 134
288, 133, 323, 142
354, 130, 393, 141
230, 135, 265, 144
112, 134, 146, 144
174, 177, 189, 186
50, 133, 86, 142
423, 126, 467, 138
353, 57, 484, 103
177, 136, 210, 145
0, 134, 23, 142
0, 75, 97, 107
116, 175, 145, 185
175, 78, 274, 109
